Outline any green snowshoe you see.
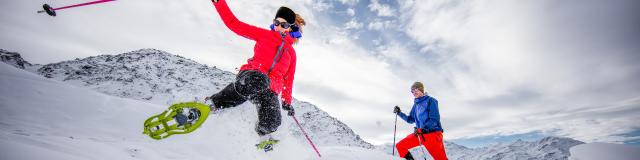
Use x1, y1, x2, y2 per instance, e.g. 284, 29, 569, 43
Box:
143, 102, 210, 140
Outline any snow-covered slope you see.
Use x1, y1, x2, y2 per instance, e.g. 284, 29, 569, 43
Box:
453, 137, 584, 160
569, 143, 640, 160
0, 62, 393, 159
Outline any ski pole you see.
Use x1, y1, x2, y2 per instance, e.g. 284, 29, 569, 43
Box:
292, 116, 321, 158
392, 113, 398, 156
38, 0, 116, 16
415, 129, 428, 160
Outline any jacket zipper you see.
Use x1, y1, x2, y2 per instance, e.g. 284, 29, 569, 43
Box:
268, 34, 286, 74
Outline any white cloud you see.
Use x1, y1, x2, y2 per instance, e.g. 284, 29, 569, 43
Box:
367, 19, 392, 31
346, 8, 356, 16
338, 0, 359, 6
311, 0, 333, 11
344, 18, 363, 30
368, 0, 396, 17
367, 21, 384, 30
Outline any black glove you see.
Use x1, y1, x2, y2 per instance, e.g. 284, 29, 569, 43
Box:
413, 127, 421, 137
212, 0, 219, 3
393, 106, 401, 114
282, 103, 295, 116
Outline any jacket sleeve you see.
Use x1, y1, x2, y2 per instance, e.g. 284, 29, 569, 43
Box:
281, 50, 296, 105
398, 105, 416, 124
213, 0, 270, 41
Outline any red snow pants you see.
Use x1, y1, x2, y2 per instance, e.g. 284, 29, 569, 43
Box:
395, 131, 448, 160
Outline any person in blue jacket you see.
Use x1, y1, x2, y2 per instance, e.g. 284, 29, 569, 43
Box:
394, 82, 448, 160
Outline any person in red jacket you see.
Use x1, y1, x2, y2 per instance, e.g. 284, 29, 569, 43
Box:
206, 0, 305, 151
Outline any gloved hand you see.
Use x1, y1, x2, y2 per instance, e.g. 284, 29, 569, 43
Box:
211, 0, 219, 3
413, 127, 422, 137
393, 105, 401, 114
282, 103, 295, 116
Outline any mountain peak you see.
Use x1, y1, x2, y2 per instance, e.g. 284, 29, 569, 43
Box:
122, 48, 174, 57
37, 48, 233, 103
539, 136, 581, 143
0, 49, 32, 69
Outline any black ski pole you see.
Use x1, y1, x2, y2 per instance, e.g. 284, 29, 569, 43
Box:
392, 112, 398, 156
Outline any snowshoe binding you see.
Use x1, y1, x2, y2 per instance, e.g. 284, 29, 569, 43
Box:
143, 102, 210, 140
256, 139, 279, 152
175, 107, 200, 126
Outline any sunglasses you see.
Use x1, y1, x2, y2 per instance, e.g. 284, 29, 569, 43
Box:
273, 19, 291, 29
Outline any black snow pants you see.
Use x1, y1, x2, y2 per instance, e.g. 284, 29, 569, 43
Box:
209, 70, 282, 136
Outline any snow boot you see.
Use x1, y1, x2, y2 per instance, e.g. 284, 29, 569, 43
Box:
404, 153, 415, 160
175, 107, 200, 126
204, 96, 221, 114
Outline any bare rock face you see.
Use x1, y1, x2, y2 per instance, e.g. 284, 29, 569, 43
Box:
1, 49, 32, 69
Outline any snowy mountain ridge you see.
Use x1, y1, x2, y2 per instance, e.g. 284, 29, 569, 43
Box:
443, 136, 585, 160
7, 48, 374, 149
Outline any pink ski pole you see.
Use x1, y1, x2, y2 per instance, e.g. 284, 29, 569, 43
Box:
292, 116, 322, 158
38, 0, 116, 16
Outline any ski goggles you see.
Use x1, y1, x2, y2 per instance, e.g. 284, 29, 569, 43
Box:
269, 24, 302, 39
273, 19, 291, 29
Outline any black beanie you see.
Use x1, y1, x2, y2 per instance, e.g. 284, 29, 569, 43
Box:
275, 6, 296, 24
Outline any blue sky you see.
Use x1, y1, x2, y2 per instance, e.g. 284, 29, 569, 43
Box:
1, 0, 639, 147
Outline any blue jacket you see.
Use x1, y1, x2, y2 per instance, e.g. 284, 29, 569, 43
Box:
397, 95, 443, 132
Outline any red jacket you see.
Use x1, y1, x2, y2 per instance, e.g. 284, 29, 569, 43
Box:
213, 0, 297, 105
